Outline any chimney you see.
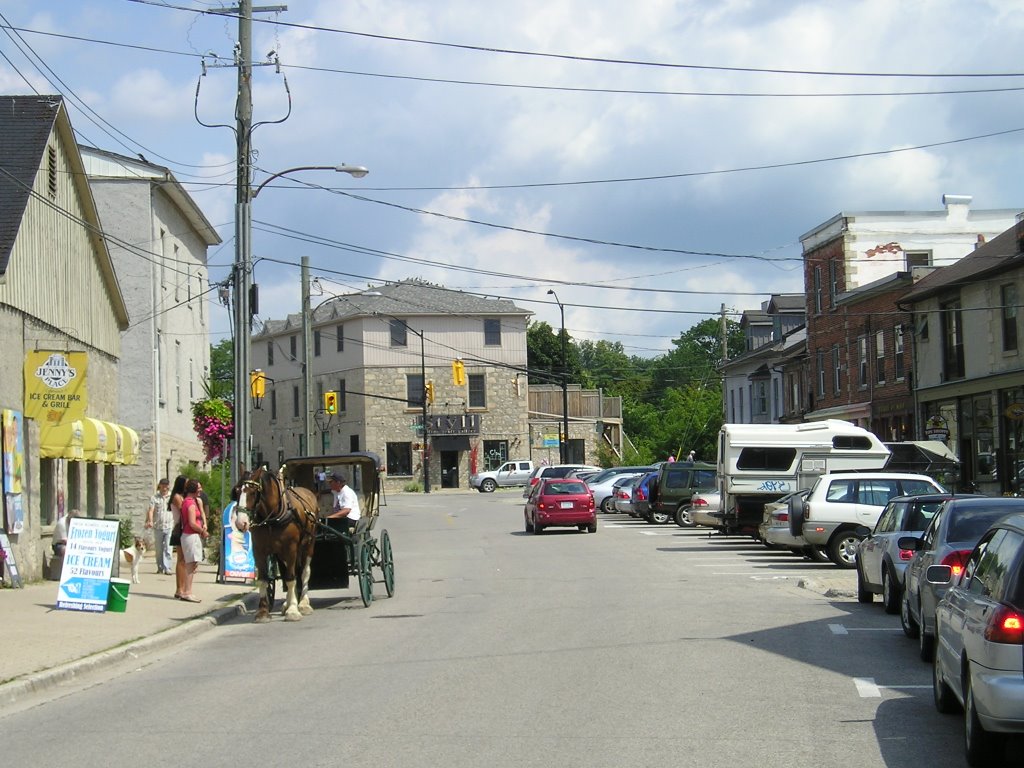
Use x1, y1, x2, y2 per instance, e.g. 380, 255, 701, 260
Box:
942, 194, 972, 225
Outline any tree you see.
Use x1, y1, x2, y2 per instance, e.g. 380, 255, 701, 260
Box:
206, 339, 234, 400
526, 320, 582, 384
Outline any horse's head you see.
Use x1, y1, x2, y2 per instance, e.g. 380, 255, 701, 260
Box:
234, 465, 285, 528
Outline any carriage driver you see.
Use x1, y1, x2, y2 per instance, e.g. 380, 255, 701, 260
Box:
326, 472, 361, 531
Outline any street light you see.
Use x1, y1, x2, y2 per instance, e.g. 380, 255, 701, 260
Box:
234, 164, 366, 479
547, 289, 569, 464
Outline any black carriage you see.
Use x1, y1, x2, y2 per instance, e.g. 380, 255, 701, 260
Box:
281, 452, 395, 607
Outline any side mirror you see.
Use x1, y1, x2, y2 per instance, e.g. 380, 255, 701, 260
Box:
897, 536, 921, 551
926, 564, 953, 585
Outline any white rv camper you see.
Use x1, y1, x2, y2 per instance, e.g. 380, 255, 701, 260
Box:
717, 420, 891, 535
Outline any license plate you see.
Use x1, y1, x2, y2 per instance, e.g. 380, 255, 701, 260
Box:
559, 501, 574, 509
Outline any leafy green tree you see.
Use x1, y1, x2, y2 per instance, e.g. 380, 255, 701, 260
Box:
206, 339, 234, 400
526, 320, 582, 384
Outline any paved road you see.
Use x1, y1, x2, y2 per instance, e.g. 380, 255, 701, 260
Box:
0, 491, 999, 766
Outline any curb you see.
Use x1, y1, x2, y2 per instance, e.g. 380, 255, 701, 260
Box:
0, 592, 261, 707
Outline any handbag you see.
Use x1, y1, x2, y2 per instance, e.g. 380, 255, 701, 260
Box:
170, 522, 182, 547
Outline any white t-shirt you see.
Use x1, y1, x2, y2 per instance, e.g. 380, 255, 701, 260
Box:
332, 485, 361, 520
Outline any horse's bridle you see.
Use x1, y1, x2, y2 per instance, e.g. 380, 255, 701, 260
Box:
239, 472, 292, 527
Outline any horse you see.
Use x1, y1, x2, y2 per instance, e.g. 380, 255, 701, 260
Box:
233, 465, 318, 623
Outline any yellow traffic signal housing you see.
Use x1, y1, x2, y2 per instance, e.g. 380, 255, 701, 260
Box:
324, 391, 338, 414
452, 359, 466, 386
249, 369, 266, 399
425, 380, 435, 404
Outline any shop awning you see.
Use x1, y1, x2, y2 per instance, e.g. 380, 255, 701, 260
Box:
39, 418, 140, 465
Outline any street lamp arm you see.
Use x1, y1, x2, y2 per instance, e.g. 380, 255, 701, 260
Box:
251, 164, 369, 199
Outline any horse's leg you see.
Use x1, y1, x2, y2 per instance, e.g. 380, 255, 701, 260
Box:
281, 539, 302, 621
253, 549, 272, 624
297, 541, 314, 615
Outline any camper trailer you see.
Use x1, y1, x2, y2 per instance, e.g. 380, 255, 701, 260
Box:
717, 420, 891, 535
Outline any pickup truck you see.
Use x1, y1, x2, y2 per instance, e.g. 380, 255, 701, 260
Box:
470, 460, 534, 492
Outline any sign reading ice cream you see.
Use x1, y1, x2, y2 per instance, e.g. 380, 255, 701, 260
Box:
24, 351, 88, 424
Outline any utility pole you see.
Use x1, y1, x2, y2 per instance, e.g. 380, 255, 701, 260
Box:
301, 256, 313, 456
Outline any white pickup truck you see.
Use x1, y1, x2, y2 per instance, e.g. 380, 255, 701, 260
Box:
470, 460, 534, 493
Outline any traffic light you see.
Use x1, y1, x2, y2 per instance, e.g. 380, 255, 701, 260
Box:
425, 380, 435, 404
249, 369, 266, 407
452, 359, 466, 386
324, 391, 338, 414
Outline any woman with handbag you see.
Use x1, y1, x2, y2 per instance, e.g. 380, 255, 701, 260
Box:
168, 475, 187, 599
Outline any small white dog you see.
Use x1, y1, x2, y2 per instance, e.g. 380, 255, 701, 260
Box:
120, 536, 147, 584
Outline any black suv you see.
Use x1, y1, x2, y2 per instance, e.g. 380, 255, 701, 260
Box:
647, 462, 717, 524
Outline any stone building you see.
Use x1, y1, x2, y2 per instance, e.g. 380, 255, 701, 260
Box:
250, 280, 532, 492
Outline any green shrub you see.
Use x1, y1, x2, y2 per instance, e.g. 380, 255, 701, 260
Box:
402, 482, 422, 492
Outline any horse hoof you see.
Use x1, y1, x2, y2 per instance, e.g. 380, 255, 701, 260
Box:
299, 605, 313, 616
254, 612, 271, 624
284, 610, 302, 622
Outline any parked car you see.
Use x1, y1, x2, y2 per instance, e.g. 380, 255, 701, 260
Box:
856, 493, 966, 613
648, 462, 717, 525
522, 464, 602, 497
793, 471, 945, 568
678, 489, 721, 528
523, 478, 597, 534
629, 471, 660, 519
612, 475, 644, 514
930, 512, 1024, 765
585, 466, 656, 513
470, 460, 534, 493
759, 489, 822, 558
901, 496, 1024, 661
566, 468, 599, 483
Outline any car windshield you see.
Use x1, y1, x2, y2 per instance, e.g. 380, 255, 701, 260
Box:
545, 481, 587, 495
947, 507, 1018, 542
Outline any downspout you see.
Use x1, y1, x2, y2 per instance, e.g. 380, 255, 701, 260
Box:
152, 219, 161, 483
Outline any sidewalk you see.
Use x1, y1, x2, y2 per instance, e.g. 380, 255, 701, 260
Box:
0, 558, 257, 705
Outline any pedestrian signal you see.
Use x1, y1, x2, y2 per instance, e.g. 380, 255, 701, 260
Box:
452, 359, 466, 386
324, 391, 338, 414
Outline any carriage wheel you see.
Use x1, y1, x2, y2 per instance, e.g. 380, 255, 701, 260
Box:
380, 529, 395, 597
357, 542, 373, 607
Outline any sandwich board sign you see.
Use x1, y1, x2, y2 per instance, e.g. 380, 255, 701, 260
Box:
0, 531, 22, 588
56, 517, 118, 612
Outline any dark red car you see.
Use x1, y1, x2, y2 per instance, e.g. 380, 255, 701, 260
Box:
524, 478, 596, 534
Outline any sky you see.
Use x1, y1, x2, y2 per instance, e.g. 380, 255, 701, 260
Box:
3, 0, 1024, 359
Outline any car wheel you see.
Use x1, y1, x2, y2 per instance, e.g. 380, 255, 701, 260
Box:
805, 545, 830, 563
882, 566, 901, 615
828, 530, 862, 569
533, 522, 543, 535
900, 592, 919, 639
674, 505, 696, 528
856, 562, 874, 603
965, 673, 1003, 766
918, 604, 935, 662
600, 496, 616, 514
525, 516, 533, 533
480, 478, 497, 493
932, 642, 958, 714
587, 522, 597, 533
650, 509, 671, 524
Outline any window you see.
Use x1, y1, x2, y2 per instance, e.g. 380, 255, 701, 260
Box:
289, 335, 297, 360
736, 447, 796, 471
752, 380, 768, 416
875, 330, 885, 384
1002, 284, 1018, 352
789, 372, 801, 415
406, 374, 424, 408
484, 318, 502, 346
386, 442, 413, 476
175, 340, 182, 411
905, 250, 931, 269
316, 381, 323, 407
832, 436, 873, 450
856, 479, 899, 506
468, 373, 486, 408
894, 325, 905, 380
390, 319, 408, 347
267, 340, 274, 366
292, 385, 299, 418
314, 329, 321, 357
817, 350, 826, 397
350, 435, 360, 452
832, 345, 841, 395
825, 479, 856, 502
918, 312, 929, 341
173, 245, 181, 301
941, 298, 965, 379
337, 379, 346, 412
813, 267, 822, 314
270, 389, 277, 420
336, 324, 344, 352
858, 336, 868, 387
828, 259, 839, 304
40, 459, 55, 525
483, 439, 510, 470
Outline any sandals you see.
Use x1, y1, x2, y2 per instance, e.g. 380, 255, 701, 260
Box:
180, 595, 201, 603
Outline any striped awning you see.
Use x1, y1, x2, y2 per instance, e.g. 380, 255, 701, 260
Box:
40, 418, 140, 465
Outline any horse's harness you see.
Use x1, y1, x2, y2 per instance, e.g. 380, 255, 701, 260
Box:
241, 472, 317, 530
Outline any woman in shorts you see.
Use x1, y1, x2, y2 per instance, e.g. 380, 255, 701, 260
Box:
177, 479, 208, 602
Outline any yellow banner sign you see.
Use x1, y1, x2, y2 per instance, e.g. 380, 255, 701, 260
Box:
24, 351, 88, 424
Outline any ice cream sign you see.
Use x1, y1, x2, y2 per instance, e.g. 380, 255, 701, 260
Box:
23, 350, 88, 423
